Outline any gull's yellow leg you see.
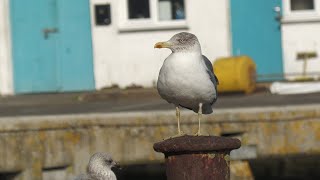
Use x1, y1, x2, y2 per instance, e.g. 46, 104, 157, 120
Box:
167, 106, 186, 139
176, 106, 181, 135
196, 103, 203, 136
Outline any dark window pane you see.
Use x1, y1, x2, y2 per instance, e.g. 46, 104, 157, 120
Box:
291, 0, 314, 11
159, 0, 185, 20
95, 4, 111, 26
128, 0, 150, 19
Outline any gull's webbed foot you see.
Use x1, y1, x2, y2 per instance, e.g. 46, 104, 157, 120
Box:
169, 131, 186, 139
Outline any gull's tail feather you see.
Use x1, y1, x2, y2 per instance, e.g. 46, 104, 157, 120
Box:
201, 104, 213, 114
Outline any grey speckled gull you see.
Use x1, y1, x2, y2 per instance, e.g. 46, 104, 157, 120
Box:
74, 152, 117, 180
154, 32, 219, 136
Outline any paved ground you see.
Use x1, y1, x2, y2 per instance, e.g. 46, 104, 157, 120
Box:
0, 87, 320, 117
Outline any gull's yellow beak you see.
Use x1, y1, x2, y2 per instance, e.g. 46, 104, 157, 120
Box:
154, 41, 171, 49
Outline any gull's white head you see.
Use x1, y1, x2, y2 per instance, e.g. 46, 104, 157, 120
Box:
87, 152, 118, 176
154, 32, 201, 53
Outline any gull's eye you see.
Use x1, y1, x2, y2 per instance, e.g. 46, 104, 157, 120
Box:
178, 39, 185, 43
106, 159, 113, 164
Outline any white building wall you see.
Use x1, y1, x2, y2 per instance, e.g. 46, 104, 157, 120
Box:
0, 0, 14, 95
89, 0, 231, 89
282, 23, 320, 79
282, 0, 320, 80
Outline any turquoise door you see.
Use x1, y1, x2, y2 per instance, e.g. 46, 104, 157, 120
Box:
57, 0, 95, 91
10, 0, 95, 93
230, 0, 283, 81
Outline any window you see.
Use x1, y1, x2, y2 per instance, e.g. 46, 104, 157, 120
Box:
119, 0, 187, 31
290, 0, 314, 11
128, 0, 150, 19
158, 0, 185, 21
282, 0, 320, 22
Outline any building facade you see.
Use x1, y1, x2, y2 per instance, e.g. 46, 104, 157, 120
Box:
282, 0, 320, 80
0, 0, 319, 95
90, 0, 231, 90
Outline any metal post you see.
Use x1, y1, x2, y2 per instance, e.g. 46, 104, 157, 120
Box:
296, 51, 317, 80
154, 135, 241, 180
302, 54, 308, 78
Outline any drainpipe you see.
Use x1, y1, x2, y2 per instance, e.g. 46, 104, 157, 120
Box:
154, 135, 241, 180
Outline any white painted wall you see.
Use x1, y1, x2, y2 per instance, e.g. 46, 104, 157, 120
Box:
0, 0, 14, 95
282, 0, 320, 80
282, 22, 320, 80
89, 0, 231, 89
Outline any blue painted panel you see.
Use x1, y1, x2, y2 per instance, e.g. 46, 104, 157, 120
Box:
10, 0, 59, 93
230, 0, 283, 81
10, 0, 95, 93
57, 0, 95, 91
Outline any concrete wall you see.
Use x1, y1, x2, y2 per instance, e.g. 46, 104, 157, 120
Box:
0, 0, 14, 95
89, 0, 231, 89
0, 105, 319, 180
281, 0, 320, 80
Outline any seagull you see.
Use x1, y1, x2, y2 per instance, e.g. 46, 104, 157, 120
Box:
74, 152, 118, 180
154, 32, 219, 136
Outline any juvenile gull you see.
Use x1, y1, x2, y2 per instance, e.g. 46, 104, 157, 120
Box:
155, 32, 219, 135
74, 152, 118, 180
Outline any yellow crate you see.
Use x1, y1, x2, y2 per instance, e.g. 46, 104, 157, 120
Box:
214, 56, 256, 94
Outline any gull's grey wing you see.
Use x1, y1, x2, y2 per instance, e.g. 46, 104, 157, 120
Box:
202, 55, 219, 107
202, 55, 219, 89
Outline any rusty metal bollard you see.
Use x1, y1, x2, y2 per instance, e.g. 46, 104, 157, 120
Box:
154, 135, 241, 180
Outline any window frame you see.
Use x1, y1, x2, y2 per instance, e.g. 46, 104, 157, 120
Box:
118, 0, 188, 32
283, 0, 320, 22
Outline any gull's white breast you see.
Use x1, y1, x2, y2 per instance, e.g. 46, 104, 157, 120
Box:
157, 52, 216, 110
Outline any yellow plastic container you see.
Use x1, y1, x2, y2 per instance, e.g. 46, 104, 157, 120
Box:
213, 56, 256, 94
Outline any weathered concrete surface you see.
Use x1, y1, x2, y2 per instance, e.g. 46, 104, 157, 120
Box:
230, 161, 254, 180
0, 104, 319, 179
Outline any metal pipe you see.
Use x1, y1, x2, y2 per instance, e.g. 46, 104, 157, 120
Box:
154, 135, 241, 180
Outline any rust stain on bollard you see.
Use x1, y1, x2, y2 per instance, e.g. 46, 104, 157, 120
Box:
154, 135, 241, 180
